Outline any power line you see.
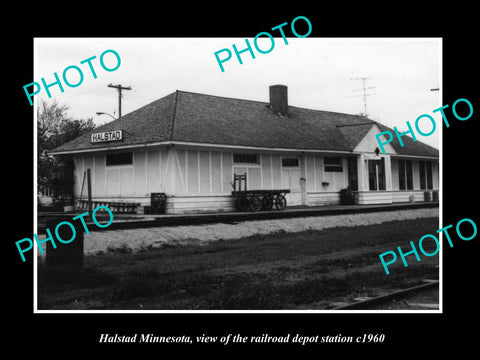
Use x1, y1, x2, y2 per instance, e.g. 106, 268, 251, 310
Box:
124, 92, 157, 102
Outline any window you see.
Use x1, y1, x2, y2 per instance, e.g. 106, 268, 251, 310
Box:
419, 161, 426, 189
419, 161, 433, 190
406, 160, 413, 190
398, 160, 405, 190
426, 162, 433, 189
282, 158, 299, 167
324, 157, 343, 172
106, 152, 133, 166
368, 158, 386, 191
233, 153, 259, 164
398, 159, 413, 190
378, 159, 386, 190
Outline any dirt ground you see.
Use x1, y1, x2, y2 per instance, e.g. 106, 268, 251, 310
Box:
37, 214, 440, 311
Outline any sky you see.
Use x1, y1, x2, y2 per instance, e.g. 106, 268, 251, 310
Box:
34, 37, 441, 149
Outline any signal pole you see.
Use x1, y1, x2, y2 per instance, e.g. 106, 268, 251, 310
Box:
107, 83, 132, 118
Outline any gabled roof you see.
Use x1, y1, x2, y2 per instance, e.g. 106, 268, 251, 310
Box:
50, 90, 439, 158
336, 123, 375, 150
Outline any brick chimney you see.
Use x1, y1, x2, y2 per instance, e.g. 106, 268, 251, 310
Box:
269, 84, 288, 116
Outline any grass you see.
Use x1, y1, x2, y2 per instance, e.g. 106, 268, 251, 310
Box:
37, 217, 440, 310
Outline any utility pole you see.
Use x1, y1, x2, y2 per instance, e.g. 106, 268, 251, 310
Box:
107, 83, 132, 118
350, 77, 375, 117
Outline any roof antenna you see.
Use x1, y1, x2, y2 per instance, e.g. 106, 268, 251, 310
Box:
350, 77, 376, 118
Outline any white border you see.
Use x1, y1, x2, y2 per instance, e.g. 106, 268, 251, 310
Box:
33, 37, 442, 314
438, 37, 443, 314
33, 38, 38, 312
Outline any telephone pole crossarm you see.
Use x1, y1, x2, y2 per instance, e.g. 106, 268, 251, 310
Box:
107, 83, 132, 118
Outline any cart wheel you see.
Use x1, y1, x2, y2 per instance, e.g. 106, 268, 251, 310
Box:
261, 195, 274, 211
248, 195, 262, 212
274, 194, 287, 210
235, 196, 249, 212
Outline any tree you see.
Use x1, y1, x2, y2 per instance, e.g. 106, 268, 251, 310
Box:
37, 100, 70, 151
37, 100, 96, 201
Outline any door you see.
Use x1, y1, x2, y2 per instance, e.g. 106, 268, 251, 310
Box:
368, 158, 386, 190
281, 157, 302, 206
347, 157, 358, 190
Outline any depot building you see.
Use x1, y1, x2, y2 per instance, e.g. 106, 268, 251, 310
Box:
49, 85, 439, 214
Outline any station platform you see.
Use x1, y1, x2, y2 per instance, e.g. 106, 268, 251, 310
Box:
37, 201, 439, 234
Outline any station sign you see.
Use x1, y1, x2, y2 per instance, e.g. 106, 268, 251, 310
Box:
91, 130, 123, 143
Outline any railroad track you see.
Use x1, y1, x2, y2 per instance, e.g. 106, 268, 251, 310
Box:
332, 280, 439, 310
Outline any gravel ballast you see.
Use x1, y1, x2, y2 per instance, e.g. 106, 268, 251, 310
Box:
38, 208, 439, 256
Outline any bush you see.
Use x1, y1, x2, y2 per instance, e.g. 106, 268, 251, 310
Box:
340, 187, 354, 205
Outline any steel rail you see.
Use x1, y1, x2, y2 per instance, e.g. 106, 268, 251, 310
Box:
332, 280, 439, 310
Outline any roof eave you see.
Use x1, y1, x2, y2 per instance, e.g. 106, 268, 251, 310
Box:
47, 141, 173, 155
48, 140, 357, 156
48, 139, 439, 160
